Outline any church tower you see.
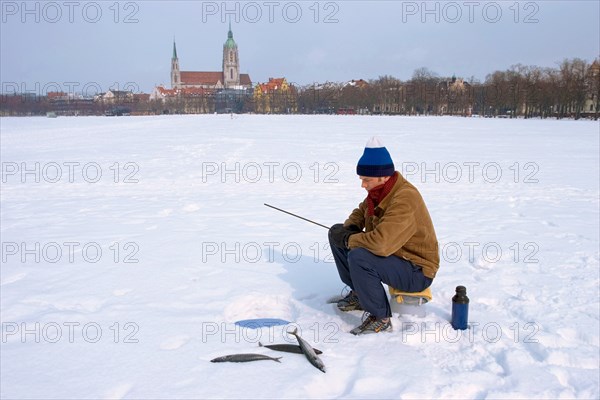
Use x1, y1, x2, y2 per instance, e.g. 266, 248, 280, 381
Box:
171, 40, 181, 89
222, 24, 240, 88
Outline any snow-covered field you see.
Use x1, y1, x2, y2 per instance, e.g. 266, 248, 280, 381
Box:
1, 115, 598, 399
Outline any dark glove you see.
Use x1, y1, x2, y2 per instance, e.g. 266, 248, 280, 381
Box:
346, 224, 362, 233
329, 224, 361, 249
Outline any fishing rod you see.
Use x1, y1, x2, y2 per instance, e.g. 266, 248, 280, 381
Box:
264, 203, 329, 230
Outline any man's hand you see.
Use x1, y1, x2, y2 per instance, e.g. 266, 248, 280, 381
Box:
346, 224, 362, 234
329, 224, 361, 249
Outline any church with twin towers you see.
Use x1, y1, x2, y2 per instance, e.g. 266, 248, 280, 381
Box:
170, 24, 252, 91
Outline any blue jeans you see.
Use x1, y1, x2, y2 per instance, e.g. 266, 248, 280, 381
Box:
329, 227, 432, 318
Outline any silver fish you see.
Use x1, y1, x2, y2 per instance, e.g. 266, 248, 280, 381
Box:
210, 353, 282, 363
259, 341, 323, 355
288, 328, 326, 373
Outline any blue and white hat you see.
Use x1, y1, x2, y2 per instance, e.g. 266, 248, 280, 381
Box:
356, 136, 395, 177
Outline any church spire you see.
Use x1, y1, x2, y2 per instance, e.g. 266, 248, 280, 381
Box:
223, 25, 240, 88
225, 23, 236, 48
171, 38, 181, 89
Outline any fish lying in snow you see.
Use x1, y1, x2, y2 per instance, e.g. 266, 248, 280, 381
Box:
288, 328, 326, 373
210, 353, 282, 363
259, 341, 323, 355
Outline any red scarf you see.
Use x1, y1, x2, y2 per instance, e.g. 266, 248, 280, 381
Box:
366, 172, 398, 216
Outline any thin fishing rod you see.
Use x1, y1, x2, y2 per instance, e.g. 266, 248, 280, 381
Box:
264, 203, 329, 230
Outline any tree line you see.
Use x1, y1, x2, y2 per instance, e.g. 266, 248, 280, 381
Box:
1, 58, 598, 119
297, 58, 599, 119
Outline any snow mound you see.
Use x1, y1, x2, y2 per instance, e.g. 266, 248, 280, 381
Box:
223, 293, 297, 323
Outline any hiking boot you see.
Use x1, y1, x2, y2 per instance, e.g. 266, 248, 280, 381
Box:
350, 314, 392, 335
337, 291, 363, 311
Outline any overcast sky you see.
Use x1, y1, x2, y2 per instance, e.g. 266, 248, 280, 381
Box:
1, 0, 599, 94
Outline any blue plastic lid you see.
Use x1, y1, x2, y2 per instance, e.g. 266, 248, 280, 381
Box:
234, 318, 291, 329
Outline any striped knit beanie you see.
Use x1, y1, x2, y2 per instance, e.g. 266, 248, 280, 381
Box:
356, 136, 395, 177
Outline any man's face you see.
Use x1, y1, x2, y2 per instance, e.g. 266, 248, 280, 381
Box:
359, 176, 390, 191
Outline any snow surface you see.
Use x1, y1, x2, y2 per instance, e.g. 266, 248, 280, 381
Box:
1, 115, 599, 399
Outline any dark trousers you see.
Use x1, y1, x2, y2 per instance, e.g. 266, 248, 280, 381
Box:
329, 234, 432, 319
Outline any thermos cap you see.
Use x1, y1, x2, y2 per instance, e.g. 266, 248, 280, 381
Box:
456, 285, 467, 294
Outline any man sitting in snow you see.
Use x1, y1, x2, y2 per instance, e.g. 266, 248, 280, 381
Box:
328, 137, 439, 335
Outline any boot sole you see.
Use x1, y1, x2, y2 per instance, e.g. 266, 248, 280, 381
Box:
350, 324, 393, 335
337, 305, 364, 312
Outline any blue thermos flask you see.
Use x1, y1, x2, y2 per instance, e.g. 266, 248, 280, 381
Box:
451, 286, 469, 330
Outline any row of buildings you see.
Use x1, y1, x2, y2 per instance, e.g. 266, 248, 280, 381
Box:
149, 25, 296, 114
1, 25, 598, 118
143, 25, 600, 118
143, 25, 478, 116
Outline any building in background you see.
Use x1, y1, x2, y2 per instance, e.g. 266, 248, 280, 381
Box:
151, 24, 252, 113
253, 77, 297, 113
169, 24, 252, 91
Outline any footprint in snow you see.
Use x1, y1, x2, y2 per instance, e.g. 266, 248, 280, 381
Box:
542, 220, 558, 227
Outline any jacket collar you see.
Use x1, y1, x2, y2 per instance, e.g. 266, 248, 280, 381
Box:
374, 171, 406, 211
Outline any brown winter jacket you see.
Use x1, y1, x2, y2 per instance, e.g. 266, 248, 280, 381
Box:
344, 172, 440, 279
